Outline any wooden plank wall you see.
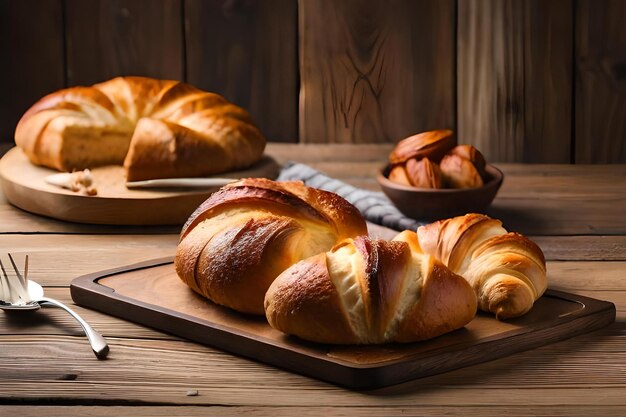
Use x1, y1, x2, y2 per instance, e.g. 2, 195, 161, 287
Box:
185, 0, 298, 142
299, 0, 455, 143
0, 0, 624, 162
457, 0, 573, 163
64, 0, 185, 84
0, 0, 65, 145
575, 0, 626, 163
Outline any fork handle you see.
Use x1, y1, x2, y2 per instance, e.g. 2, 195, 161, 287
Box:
39, 297, 109, 359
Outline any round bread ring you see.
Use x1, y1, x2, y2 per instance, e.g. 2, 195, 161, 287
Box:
15, 76, 266, 181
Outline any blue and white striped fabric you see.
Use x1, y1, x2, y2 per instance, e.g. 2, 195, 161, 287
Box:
277, 162, 426, 231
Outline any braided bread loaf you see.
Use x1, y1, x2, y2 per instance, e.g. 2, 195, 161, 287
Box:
175, 178, 368, 314
264, 233, 477, 344
417, 213, 547, 319
15, 76, 266, 181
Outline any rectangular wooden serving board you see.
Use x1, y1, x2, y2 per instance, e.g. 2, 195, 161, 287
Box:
70, 257, 616, 389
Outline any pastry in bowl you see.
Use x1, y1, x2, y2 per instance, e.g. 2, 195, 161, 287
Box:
440, 145, 488, 189
389, 129, 455, 166
14, 76, 266, 181
379, 130, 503, 218
387, 130, 490, 190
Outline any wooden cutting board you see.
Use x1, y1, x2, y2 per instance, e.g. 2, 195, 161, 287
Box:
70, 257, 616, 389
0, 147, 280, 225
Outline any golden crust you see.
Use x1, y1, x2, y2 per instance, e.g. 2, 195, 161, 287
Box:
388, 165, 413, 186
264, 236, 476, 344
123, 118, 233, 182
440, 154, 484, 189
392, 229, 422, 253
417, 213, 547, 319
417, 213, 503, 269
448, 145, 487, 178
193, 215, 301, 314
389, 129, 455, 165
265, 253, 360, 344
175, 179, 368, 315
395, 259, 477, 342
405, 157, 444, 188
15, 76, 266, 180
180, 178, 366, 242
475, 232, 547, 267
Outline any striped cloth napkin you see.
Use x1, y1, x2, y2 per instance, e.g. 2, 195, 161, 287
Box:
277, 162, 427, 231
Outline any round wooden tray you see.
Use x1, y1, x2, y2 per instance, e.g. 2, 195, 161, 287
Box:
0, 147, 280, 225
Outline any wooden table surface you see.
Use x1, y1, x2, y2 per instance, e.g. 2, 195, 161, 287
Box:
1, 143, 625, 416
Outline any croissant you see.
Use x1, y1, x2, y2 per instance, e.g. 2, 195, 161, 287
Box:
448, 145, 487, 178
389, 129, 455, 165
405, 157, 444, 188
264, 233, 477, 344
175, 178, 368, 314
15, 76, 266, 181
439, 145, 488, 188
388, 157, 443, 188
388, 164, 413, 186
417, 213, 547, 319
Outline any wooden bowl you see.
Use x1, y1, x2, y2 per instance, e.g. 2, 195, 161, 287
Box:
377, 164, 504, 220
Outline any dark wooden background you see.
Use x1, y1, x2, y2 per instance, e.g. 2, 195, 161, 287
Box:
1, 0, 625, 163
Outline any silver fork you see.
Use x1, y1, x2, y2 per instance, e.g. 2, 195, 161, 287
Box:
0, 254, 109, 359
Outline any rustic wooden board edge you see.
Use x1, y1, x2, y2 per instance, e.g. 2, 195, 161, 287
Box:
0, 148, 280, 226
0, 174, 207, 226
69, 257, 367, 387
69, 258, 617, 389
379, 292, 616, 387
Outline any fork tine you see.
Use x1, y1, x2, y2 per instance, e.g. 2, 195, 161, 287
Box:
0, 258, 11, 301
6, 253, 30, 302
0, 258, 7, 280
7, 253, 25, 287
24, 255, 29, 282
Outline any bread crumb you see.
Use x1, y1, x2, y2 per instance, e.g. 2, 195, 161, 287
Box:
45, 169, 98, 196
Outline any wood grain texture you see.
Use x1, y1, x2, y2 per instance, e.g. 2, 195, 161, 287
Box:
0, 324, 625, 405
1, 406, 626, 417
457, 0, 573, 162
575, 0, 626, 163
3, 287, 624, 339
0, 148, 278, 226
4, 143, 626, 235
299, 0, 455, 143
64, 0, 184, 85
531, 235, 626, 261
70, 259, 613, 389
267, 142, 394, 163
0, 289, 180, 341
0, 200, 178, 234
269, 144, 626, 235
1, 143, 626, 409
0, 0, 64, 144
487, 164, 626, 235
0, 184, 178, 234
0, 235, 177, 286
185, 0, 298, 142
